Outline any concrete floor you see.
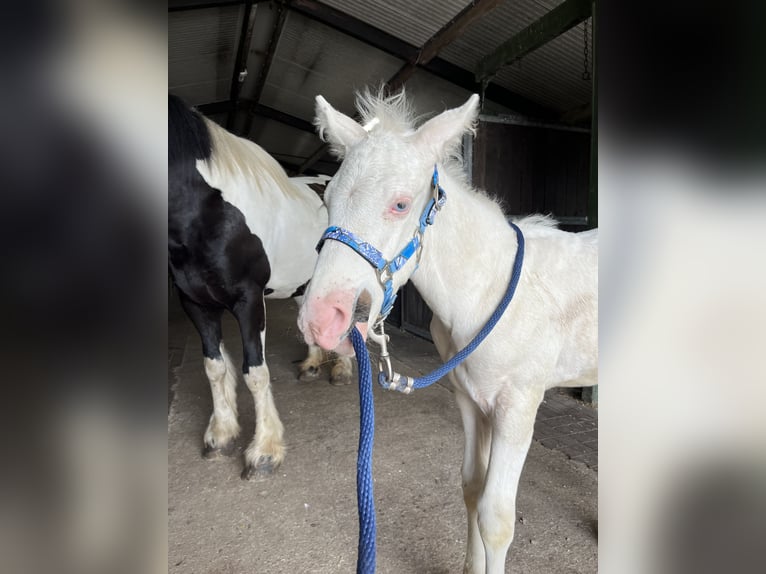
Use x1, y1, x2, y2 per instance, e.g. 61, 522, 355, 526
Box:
169, 298, 597, 573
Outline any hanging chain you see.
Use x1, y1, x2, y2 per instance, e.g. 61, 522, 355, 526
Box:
582, 19, 591, 81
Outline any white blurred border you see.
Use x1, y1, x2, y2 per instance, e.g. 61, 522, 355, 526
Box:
599, 132, 766, 572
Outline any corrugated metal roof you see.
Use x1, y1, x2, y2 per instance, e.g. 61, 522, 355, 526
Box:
320, 0, 471, 48
256, 11, 404, 123
169, 0, 593, 166
438, 0, 591, 113
168, 5, 244, 105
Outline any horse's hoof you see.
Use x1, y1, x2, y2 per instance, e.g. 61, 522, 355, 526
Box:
330, 373, 352, 386
298, 366, 321, 382
202, 442, 237, 459
241, 455, 277, 480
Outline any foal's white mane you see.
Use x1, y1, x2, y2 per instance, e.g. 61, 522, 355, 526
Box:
318, 88, 479, 164
355, 89, 418, 136
355, 89, 478, 159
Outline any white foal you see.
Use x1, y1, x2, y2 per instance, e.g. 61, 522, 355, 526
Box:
298, 90, 597, 573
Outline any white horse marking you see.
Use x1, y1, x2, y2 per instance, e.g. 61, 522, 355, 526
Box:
203, 343, 240, 450
243, 363, 285, 476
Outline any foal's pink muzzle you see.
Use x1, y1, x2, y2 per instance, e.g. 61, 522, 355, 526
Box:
300, 289, 368, 356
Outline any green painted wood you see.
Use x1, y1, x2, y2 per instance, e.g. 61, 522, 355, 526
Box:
588, 1, 597, 229
585, 2, 597, 406
475, 0, 592, 82
582, 385, 598, 406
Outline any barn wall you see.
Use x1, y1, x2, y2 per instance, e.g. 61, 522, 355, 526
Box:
471, 118, 591, 230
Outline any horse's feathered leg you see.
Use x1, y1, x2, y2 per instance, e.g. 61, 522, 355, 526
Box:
178, 292, 240, 457
234, 290, 285, 480
294, 293, 354, 385
329, 354, 353, 386
298, 344, 324, 381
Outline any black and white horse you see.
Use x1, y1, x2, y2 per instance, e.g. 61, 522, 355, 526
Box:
169, 95, 352, 479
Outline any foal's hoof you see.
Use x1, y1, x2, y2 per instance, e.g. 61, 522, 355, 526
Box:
202, 442, 237, 459
298, 366, 321, 382
240, 455, 277, 480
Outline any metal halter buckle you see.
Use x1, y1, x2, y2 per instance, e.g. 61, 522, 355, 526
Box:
374, 322, 414, 394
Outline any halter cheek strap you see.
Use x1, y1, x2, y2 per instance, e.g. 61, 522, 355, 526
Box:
316, 165, 447, 323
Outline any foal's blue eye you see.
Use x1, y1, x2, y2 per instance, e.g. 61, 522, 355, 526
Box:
393, 201, 410, 213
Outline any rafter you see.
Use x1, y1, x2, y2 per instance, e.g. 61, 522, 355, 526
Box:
386, 0, 505, 94
169, 0, 249, 13
475, 0, 591, 83
197, 99, 315, 134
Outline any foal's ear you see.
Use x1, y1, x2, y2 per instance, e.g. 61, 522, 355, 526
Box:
413, 94, 480, 161
314, 95, 367, 159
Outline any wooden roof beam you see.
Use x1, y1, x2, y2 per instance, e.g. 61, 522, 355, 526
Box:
197, 99, 316, 134
386, 0, 505, 93
169, 0, 249, 13
475, 0, 591, 83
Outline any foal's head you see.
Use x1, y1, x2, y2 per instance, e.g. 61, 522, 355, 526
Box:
299, 91, 479, 354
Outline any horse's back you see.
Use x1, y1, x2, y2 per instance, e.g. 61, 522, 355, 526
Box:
194, 118, 327, 297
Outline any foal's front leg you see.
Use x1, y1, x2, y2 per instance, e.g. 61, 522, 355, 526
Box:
478, 386, 544, 574
235, 295, 285, 480
456, 390, 492, 574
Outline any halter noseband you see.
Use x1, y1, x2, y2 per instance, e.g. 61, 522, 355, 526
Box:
316, 165, 447, 324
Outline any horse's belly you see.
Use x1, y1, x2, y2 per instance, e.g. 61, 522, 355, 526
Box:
549, 334, 598, 388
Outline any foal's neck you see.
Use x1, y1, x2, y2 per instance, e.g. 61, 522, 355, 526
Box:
410, 166, 518, 334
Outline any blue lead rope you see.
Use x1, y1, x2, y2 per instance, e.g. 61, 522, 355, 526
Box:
350, 326, 376, 574
349, 222, 525, 573
378, 222, 525, 393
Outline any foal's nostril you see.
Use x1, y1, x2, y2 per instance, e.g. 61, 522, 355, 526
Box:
303, 289, 359, 350
308, 302, 351, 350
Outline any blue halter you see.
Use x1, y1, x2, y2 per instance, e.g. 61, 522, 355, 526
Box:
316, 165, 447, 322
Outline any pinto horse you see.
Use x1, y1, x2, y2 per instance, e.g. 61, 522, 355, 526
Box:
298, 91, 597, 572
169, 94, 352, 479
